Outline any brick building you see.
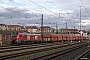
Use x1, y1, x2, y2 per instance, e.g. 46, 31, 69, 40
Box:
8, 25, 22, 31
0, 24, 8, 30
0, 30, 11, 44
37, 26, 54, 33
26, 26, 38, 33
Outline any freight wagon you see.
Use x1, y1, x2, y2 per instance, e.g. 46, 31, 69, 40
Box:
10, 32, 86, 44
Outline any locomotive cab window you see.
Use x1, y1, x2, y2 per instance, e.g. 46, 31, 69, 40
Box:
11, 32, 18, 37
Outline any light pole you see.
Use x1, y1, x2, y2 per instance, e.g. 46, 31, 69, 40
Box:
79, 6, 82, 36
18, 23, 21, 31
52, 22, 58, 34
41, 14, 43, 34
79, 6, 82, 41
66, 22, 68, 35
74, 26, 75, 36
36, 14, 43, 34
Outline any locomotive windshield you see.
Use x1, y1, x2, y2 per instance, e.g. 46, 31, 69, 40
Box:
11, 32, 18, 37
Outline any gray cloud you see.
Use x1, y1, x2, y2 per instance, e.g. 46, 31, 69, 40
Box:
0, 0, 90, 30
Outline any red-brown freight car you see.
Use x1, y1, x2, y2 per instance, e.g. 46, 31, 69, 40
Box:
41, 33, 51, 42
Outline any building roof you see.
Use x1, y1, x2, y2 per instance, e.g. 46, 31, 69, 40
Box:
26, 26, 38, 29
70, 31, 80, 34
60, 28, 78, 31
0, 24, 6, 26
8, 25, 21, 27
21, 26, 25, 29
0, 30, 27, 35
81, 30, 87, 33
39, 26, 51, 28
60, 28, 80, 34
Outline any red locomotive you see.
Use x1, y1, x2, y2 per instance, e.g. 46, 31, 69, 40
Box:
10, 32, 41, 44
10, 32, 86, 44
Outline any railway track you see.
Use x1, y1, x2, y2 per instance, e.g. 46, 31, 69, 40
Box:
0, 41, 79, 53
73, 48, 90, 60
0, 42, 62, 50
0, 42, 56, 49
0, 41, 87, 60
0, 44, 54, 53
30, 43, 88, 60
0, 41, 81, 50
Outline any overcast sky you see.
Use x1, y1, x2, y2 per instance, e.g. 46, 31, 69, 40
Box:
0, 0, 90, 30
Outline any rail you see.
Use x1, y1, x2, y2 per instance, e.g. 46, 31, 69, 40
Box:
73, 49, 90, 60
0, 42, 84, 60
30, 43, 87, 60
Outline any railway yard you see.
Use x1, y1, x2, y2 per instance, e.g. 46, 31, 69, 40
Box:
0, 0, 90, 60
0, 40, 89, 60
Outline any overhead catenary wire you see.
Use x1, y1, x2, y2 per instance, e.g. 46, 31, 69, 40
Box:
48, 0, 80, 20
0, 0, 45, 19
0, 5, 13, 19
47, 0, 90, 20
8, 0, 50, 25
8, 0, 43, 13
8, 0, 69, 18
1, 0, 59, 26
47, 0, 69, 14
80, 0, 90, 18
8, 0, 49, 17
28, 0, 58, 15
0, 0, 87, 29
